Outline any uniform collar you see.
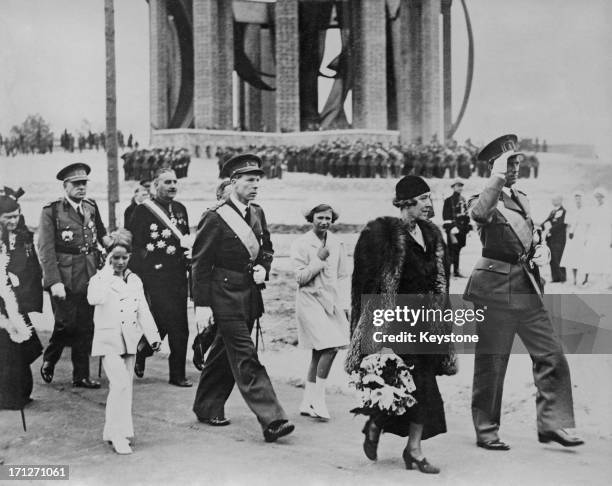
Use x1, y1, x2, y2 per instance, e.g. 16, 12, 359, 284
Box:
230, 194, 249, 215
65, 197, 83, 213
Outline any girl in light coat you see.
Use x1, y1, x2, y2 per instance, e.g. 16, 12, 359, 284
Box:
291, 203, 350, 420
87, 237, 161, 455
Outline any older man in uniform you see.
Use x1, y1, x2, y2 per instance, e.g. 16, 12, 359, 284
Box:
191, 154, 294, 443
39, 163, 111, 388
129, 168, 192, 387
464, 134, 583, 450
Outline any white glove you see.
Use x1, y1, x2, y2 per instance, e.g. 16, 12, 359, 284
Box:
179, 235, 192, 250
50, 282, 66, 300
491, 156, 508, 176
7, 272, 20, 287
450, 227, 459, 235
532, 244, 551, 267
253, 264, 266, 285
195, 306, 214, 330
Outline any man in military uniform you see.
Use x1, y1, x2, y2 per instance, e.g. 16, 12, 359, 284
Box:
540, 196, 567, 282
442, 180, 471, 277
129, 168, 192, 387
191, 154, 294, 443
464, 134, 583, 451
38, 163, 111, 388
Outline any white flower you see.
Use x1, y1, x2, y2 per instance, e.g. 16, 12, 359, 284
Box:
150, 231, 159, 239
161, 229, 172, 239
150, 223, 158, 231
166, 245, 176, 255
362, 374, 385, 387
146, 243, 155, 252
156, 240, 166, 249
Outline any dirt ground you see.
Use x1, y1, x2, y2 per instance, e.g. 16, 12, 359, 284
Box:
1, 151, 612, 485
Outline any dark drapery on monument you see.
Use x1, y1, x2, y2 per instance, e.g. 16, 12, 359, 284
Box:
149, 0, 470, 140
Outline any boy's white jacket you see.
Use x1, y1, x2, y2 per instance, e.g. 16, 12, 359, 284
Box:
87, 266, 160, 356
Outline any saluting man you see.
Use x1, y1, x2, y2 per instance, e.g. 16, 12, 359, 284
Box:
129, 168, 192, 387
191, 154, 295, 443
39, 163, 111, 388
464, 134, 583, 451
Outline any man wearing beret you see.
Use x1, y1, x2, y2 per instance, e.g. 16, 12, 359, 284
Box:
191, 154, 294, 443
442, 180, 471, 278
464, 134, 583, 450
129, 168, 192, 387
38, 163, 111, 388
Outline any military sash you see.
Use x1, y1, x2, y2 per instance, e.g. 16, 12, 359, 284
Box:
141, 199, 187, 246
216, 204, 260, 262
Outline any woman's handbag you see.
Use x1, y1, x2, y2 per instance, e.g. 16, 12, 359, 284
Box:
20, 326, 42, 365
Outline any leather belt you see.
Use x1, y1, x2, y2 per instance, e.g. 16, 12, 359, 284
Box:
482, 248, 529, 265
56, 245, 95, 255
214, 263, 255, 275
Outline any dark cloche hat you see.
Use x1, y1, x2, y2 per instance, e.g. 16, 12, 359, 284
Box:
477, 134, 521, 163
220, 154, 264, 179
56, 163, 91, 182
395, 175, 431, 200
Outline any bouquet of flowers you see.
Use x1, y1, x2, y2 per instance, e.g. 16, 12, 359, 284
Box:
349, 353, 417, 416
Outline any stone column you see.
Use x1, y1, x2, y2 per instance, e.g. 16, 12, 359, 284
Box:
397, 0, 422, 142
260, 27, 277, 132
216, 0, 234, 129
245, 25, 262, 131
275, 0, 300, 132
421, 0, 442, 141
351, 0, 387, 129
193, 0, 217, 129
150, 0, 168, 129
442, 0, 452, 139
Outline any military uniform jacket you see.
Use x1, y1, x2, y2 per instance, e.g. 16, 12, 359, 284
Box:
38, 198, 107, 294
442, 193, 470, 234
542, 206, 567, 242
128, 198, 189, 283
463, 175, 541, 309
191, 200, 273, 321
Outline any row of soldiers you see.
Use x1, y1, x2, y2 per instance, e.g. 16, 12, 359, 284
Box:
122, 147, 191, 181
59, 130, 138, 153
214, 138, 540, 179
0, 132, 54, 156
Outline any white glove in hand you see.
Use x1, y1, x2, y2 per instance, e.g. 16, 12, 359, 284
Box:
195, 307, 213, 329
491, 156, 508, 177
179, 235, 192, 250
532, 244, 551, 267
7, 272, 20, 287
253, 264, 266, 285
50, 282, 66, 300
450, 227, 459, 235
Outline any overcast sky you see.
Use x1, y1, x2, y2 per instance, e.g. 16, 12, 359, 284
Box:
1, 0, 610, 155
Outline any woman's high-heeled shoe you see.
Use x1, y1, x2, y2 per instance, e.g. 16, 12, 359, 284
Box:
361, 418, 380, 461
402, 449, 440, 474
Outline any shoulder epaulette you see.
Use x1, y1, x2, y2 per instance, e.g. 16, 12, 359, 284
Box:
516, 189, 527, 196
83, 197, 98, 207
43, 198, 63, 209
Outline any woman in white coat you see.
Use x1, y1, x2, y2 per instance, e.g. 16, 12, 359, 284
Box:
291, 203, 350, 420
87, 237, 161, 454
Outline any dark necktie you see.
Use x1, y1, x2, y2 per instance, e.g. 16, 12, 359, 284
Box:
244, 206, 251, 225
510, 189, 526, 214
77, 206, 84, 221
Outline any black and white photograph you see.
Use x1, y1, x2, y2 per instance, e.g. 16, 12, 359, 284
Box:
0, 0, 611, 484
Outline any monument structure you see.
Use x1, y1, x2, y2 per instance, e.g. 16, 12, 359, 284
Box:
149, 0, 473, 148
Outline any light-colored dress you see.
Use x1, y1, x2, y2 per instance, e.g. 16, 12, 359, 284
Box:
561, 205, 587, 270
291, 230, 350, 350
583, 203, 612, 275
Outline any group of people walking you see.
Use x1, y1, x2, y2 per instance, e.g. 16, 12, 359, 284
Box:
1, 133, 586, 471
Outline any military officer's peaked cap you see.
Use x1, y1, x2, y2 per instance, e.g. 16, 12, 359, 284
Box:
221, 153, 264, 178
477, 134, 521, 163
56, 162, 91, 182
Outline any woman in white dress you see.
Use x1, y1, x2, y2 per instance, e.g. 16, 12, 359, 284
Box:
87, 235, 161, 454
582, 188, 612, 287
291, 203, 350, 420
561, 191, 587, 285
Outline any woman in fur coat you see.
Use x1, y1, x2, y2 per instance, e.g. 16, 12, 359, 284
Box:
345, 176, 454, 474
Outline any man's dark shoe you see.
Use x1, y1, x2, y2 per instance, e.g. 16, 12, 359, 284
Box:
538, 429, 584, 447
73, 378, 101, 389
477, 439, 511, 451
40, 362, 54, 383
169, 378, 193, 387
198, 417, 231, 426
263, 420, 295, 443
